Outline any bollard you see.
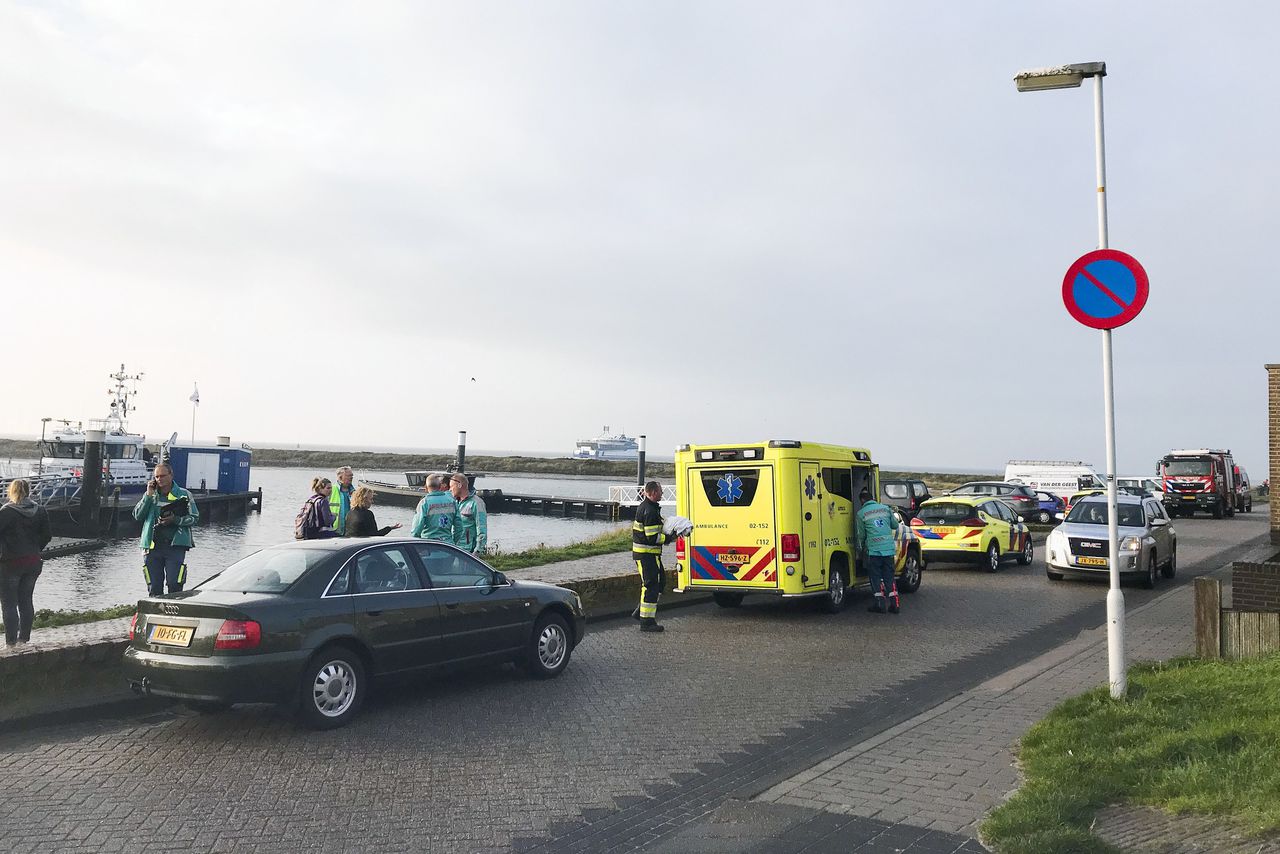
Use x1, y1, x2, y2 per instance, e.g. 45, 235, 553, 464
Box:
637, 434, 647, 488
80, 429, 105, 537
456, 430, 467, 474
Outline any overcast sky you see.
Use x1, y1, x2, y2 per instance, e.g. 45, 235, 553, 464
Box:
2, 2, 1275, 475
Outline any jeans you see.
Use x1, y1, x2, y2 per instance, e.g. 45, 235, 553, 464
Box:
866, 553, 896, 599
1, 562, 42, 644
144, 545, 189, 596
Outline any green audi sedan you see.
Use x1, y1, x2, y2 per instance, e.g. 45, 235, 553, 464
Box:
123, 538, 586, 729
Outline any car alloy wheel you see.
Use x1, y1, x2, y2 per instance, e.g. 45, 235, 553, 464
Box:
1161, 546, 1177, 579
523, 613, 572, 679
1037, 510, 1051, 524
1018, 537, 1034, 566
1142, 553, 1157, 589
899, 553, 922, 593
822, 569, 847, 613
298, 645, 367, 730
985, 542, 1000, 573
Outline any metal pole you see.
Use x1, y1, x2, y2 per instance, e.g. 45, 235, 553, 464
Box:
191, 403, 196, 444
637, 435, 647, 488
1094, 72, 1126, 699
456, 430, 467, 473
81, 429, 105, 537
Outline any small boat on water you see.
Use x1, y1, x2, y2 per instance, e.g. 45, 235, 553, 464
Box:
572, 427, 639, 461
362, 471, 480, 508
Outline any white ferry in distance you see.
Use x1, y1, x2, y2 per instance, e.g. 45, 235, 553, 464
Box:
572, 427, 640, 461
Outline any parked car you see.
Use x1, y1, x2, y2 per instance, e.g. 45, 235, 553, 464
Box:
881, 478, 932, 517
910, 494, 1033, 572
1032, 491, 1064, 524
122, 538, 586, 729
1117, 476, 1163, 500
947, 481, 1040, 521
1044, 494, 1176, 588
1062, 488, 1105, 516
1233, 465, 1253, 513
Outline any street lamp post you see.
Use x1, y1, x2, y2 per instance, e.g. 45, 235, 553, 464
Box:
1015, 61, 1127, 699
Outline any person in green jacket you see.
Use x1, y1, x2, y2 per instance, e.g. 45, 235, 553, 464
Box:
328, 466, 355, 534
133, 463, 200, 596
856, 487, 900, 614
411, 474, 458, 542
449, 474, 487, 554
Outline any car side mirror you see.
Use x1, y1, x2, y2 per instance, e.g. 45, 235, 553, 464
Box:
493, 571, 508, 586
1150, 517, 1168, 527
1054, 512, 1066, 521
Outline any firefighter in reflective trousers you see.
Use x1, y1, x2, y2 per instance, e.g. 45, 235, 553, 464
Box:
632, 480, 675, 633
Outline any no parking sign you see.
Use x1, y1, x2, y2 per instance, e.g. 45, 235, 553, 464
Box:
1062, 249, 1148, 329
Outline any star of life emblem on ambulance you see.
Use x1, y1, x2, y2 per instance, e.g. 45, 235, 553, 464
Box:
717, 473, 743, 504
804, 475, 817, 500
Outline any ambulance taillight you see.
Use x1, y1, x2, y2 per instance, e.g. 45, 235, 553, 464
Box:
676, 536, 686, 560
781, 534, 801, 562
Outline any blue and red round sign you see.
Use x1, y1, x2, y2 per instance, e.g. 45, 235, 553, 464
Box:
1062, 249, 1149, 330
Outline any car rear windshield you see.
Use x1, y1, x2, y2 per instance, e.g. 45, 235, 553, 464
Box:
1065, 502, 1144, 527
919, 503, 977, 524
199, 548, 331, 593
1164, 459, 1211, 476
883, 483, 908, 499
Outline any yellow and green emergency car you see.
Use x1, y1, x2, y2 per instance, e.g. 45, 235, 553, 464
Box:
673, 440, 923, 612
910, 494, 1033, 572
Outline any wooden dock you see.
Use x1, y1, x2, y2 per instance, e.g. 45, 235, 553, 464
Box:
362, 481, 634, 520
48, 489, 264, 538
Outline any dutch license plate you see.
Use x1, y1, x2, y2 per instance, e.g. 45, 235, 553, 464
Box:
1076, 556, 1108, 567
148, 624, 195, 647
931, 527, 956, 534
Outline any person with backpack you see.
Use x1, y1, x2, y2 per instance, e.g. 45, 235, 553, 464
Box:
0, 479, 53, 646
295, 477, 341, 540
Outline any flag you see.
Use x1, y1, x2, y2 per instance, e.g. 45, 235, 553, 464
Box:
189, 383, 200, 405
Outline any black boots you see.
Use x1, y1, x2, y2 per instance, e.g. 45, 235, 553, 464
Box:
867, 598, 887, 614
639, 618, 665, 633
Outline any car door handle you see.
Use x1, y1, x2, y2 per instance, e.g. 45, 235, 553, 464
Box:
365, 610, 383, 617
444, 602, 459, 609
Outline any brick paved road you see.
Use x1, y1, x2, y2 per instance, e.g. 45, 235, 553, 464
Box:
0, 515, 1268, 853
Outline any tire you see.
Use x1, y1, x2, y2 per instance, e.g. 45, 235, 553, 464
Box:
713, 592, 745, 608
1212, 500, 1224, 519
185, 700, 231, 714
522, 612, 572, 679
297, 644, 366, 730
1225, 499, 1235, 518
1182, 508, 1193, 518
1141, 553, 1157, 589
897, 550, 922, 594
984, 541, 1000, 573
1046, 567, 1064, 581
820, 568, 848, 613
1161, 545, 1177, 579
1016, 536, 1034, 566
1037, 510, 1052, 524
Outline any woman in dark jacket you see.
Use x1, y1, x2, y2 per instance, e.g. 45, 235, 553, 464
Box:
297, 477, 341, 540
0, 479, 53, 646
345, 486, 402, 538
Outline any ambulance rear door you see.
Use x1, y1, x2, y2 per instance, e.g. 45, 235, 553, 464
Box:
685, 465, 780, 590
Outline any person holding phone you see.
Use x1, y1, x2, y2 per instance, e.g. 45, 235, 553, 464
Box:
132, 463, 200, 596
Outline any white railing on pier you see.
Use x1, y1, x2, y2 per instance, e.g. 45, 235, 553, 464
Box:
609, 484, 677, 506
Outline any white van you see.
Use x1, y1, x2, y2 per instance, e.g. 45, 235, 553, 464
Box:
1003, 460, 1102, 496
1118, 476, 1163, 499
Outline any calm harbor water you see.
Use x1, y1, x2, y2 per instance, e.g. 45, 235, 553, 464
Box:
34, 467, 628, 613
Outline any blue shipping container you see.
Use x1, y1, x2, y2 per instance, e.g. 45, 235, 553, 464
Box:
167, 444, 252, 493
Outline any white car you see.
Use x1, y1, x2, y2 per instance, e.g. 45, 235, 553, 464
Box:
1118, 476, 1162, 500
1045, 494, 1177, 588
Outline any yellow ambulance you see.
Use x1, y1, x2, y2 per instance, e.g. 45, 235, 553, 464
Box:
673, 440, 923, 612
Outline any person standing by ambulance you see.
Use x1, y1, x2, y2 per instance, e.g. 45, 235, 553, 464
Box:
856, 487, 900, 614
632, 480, 675, 633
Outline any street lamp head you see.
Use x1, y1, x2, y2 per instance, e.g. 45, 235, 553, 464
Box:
1014, 62, 1106, 92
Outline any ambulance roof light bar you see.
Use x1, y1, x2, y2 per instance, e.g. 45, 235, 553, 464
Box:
767, 440, 802, 448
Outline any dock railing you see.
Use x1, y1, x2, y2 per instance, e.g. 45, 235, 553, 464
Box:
609, 484, 677, 506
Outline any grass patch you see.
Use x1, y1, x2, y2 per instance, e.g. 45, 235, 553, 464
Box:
1, 603, 135, 634
486, 528, 632, 571
981, 653, 1280, 853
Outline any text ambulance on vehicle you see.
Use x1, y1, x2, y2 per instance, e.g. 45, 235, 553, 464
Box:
672, 440, 923, 613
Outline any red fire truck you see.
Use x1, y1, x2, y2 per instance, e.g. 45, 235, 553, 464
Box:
1159, 448, 1237, 518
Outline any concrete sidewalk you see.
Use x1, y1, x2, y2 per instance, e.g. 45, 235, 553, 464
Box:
754, 538, 1280, 852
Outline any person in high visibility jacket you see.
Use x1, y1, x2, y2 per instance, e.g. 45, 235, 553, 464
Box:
632, 480, 675, 633
411, 473, 458, 542
133, 463, 200, 596
449, 474, 487, 554
329, 466, 355, 534
856, 487, 900, 614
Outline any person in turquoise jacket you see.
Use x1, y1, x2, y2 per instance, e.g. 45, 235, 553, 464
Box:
411, 473, 458, 542
132, 463, 200, 596
449, 473, 487, 554
855, 487, 900, 614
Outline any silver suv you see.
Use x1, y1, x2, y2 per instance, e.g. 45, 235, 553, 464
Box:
1044, 494, 1177, 588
